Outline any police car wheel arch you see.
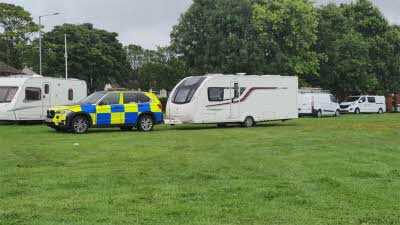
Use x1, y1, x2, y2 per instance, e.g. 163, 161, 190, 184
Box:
67, 112, 93, 128
136, 112, 155, 125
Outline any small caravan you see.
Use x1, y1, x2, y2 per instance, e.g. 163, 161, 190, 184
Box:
298, 89, 340, 117
340, 95, 386, 114
0, 75, 87, 121
165, 74, 298, 127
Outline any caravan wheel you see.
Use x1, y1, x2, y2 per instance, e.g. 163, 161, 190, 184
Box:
243, 117, 255, 128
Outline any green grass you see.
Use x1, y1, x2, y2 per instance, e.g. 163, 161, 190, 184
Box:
1, 114, 400, 225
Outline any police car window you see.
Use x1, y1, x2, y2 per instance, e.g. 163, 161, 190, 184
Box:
123, 93, 137, 104
137, 93, 150, 103
100, 93, 120, 105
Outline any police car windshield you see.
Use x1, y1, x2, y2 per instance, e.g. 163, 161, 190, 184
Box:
172, 77, 206, 104
345, 96, 360, 102
80, 92, 107, 104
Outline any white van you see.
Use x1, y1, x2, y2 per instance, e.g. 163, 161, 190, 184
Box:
298, 92, 340, 117
0, 75, 87, 121
340, 95, 386, 114
165, 74, 298, 127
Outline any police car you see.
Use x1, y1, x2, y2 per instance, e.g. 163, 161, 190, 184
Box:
46, 90, 163, 134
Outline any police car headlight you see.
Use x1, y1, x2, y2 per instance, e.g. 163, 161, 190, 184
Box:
56, 110, 72, 115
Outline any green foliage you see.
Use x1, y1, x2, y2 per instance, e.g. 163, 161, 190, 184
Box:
35, 23, 131, 92
314, 0, 400, 97
124, 45, 187, 92
252, 0, 319, 77
138, 58, 187, 92
0, 3, 38, 68
171, 0, 268, 75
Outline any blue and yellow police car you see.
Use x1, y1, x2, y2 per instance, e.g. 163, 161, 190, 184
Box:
46, 91, 163, 134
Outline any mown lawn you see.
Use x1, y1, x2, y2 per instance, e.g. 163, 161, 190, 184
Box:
0, 114, 399, 225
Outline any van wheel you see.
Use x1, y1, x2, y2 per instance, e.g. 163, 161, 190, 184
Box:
71, 116, 89, 134
120, 126, 133, 131
354, 108, 360, 114
138, 115, 154, 132
315, 110, 322, 118
335, 110, 340, 117
243, 116, 255, 128
378, 108, 384, 114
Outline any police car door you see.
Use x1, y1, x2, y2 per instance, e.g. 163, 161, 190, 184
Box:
96, 92, 123, 125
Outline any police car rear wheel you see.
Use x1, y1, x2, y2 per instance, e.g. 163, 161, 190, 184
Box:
138, 115, 154, 132
71, 116, 89, 134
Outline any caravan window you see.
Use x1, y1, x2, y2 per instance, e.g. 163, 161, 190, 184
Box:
44, 84, 49, 94
25, 87, 41, 101
68, 89, 73, 100
208, 87, 231, 101
172, 77, 206, 104
0, 87, 18, 103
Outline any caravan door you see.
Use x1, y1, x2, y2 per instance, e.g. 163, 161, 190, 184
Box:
42, 83, 51, 118
229, 81, 241, 120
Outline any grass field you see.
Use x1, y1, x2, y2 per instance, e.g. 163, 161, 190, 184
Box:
0, 114, 400, 225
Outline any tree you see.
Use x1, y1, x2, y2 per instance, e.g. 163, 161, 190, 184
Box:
314, 1, 400, 98
37, 23, 131, 92
370, 26, 400, 96
129, 45, 187, 92
171, 0, 268, 75
314, 3, 376, 97
252, 0, 319, 77
0, 3, 38, 68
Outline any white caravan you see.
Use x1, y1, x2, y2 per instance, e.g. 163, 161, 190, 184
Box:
165, 74, 298, 127
298, 91, 340, 117
340, 95, 386, 114
0, 75, 87, 121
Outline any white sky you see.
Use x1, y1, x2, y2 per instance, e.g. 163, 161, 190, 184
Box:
1, 0, 399, 49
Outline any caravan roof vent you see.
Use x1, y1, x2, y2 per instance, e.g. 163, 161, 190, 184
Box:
236, 73, 246, 76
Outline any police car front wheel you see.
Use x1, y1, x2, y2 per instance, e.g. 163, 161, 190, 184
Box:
71, 116, 89, 134
138, 115, 154, 132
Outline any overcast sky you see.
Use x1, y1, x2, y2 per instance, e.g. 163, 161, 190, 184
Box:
2, 0, 400, 49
